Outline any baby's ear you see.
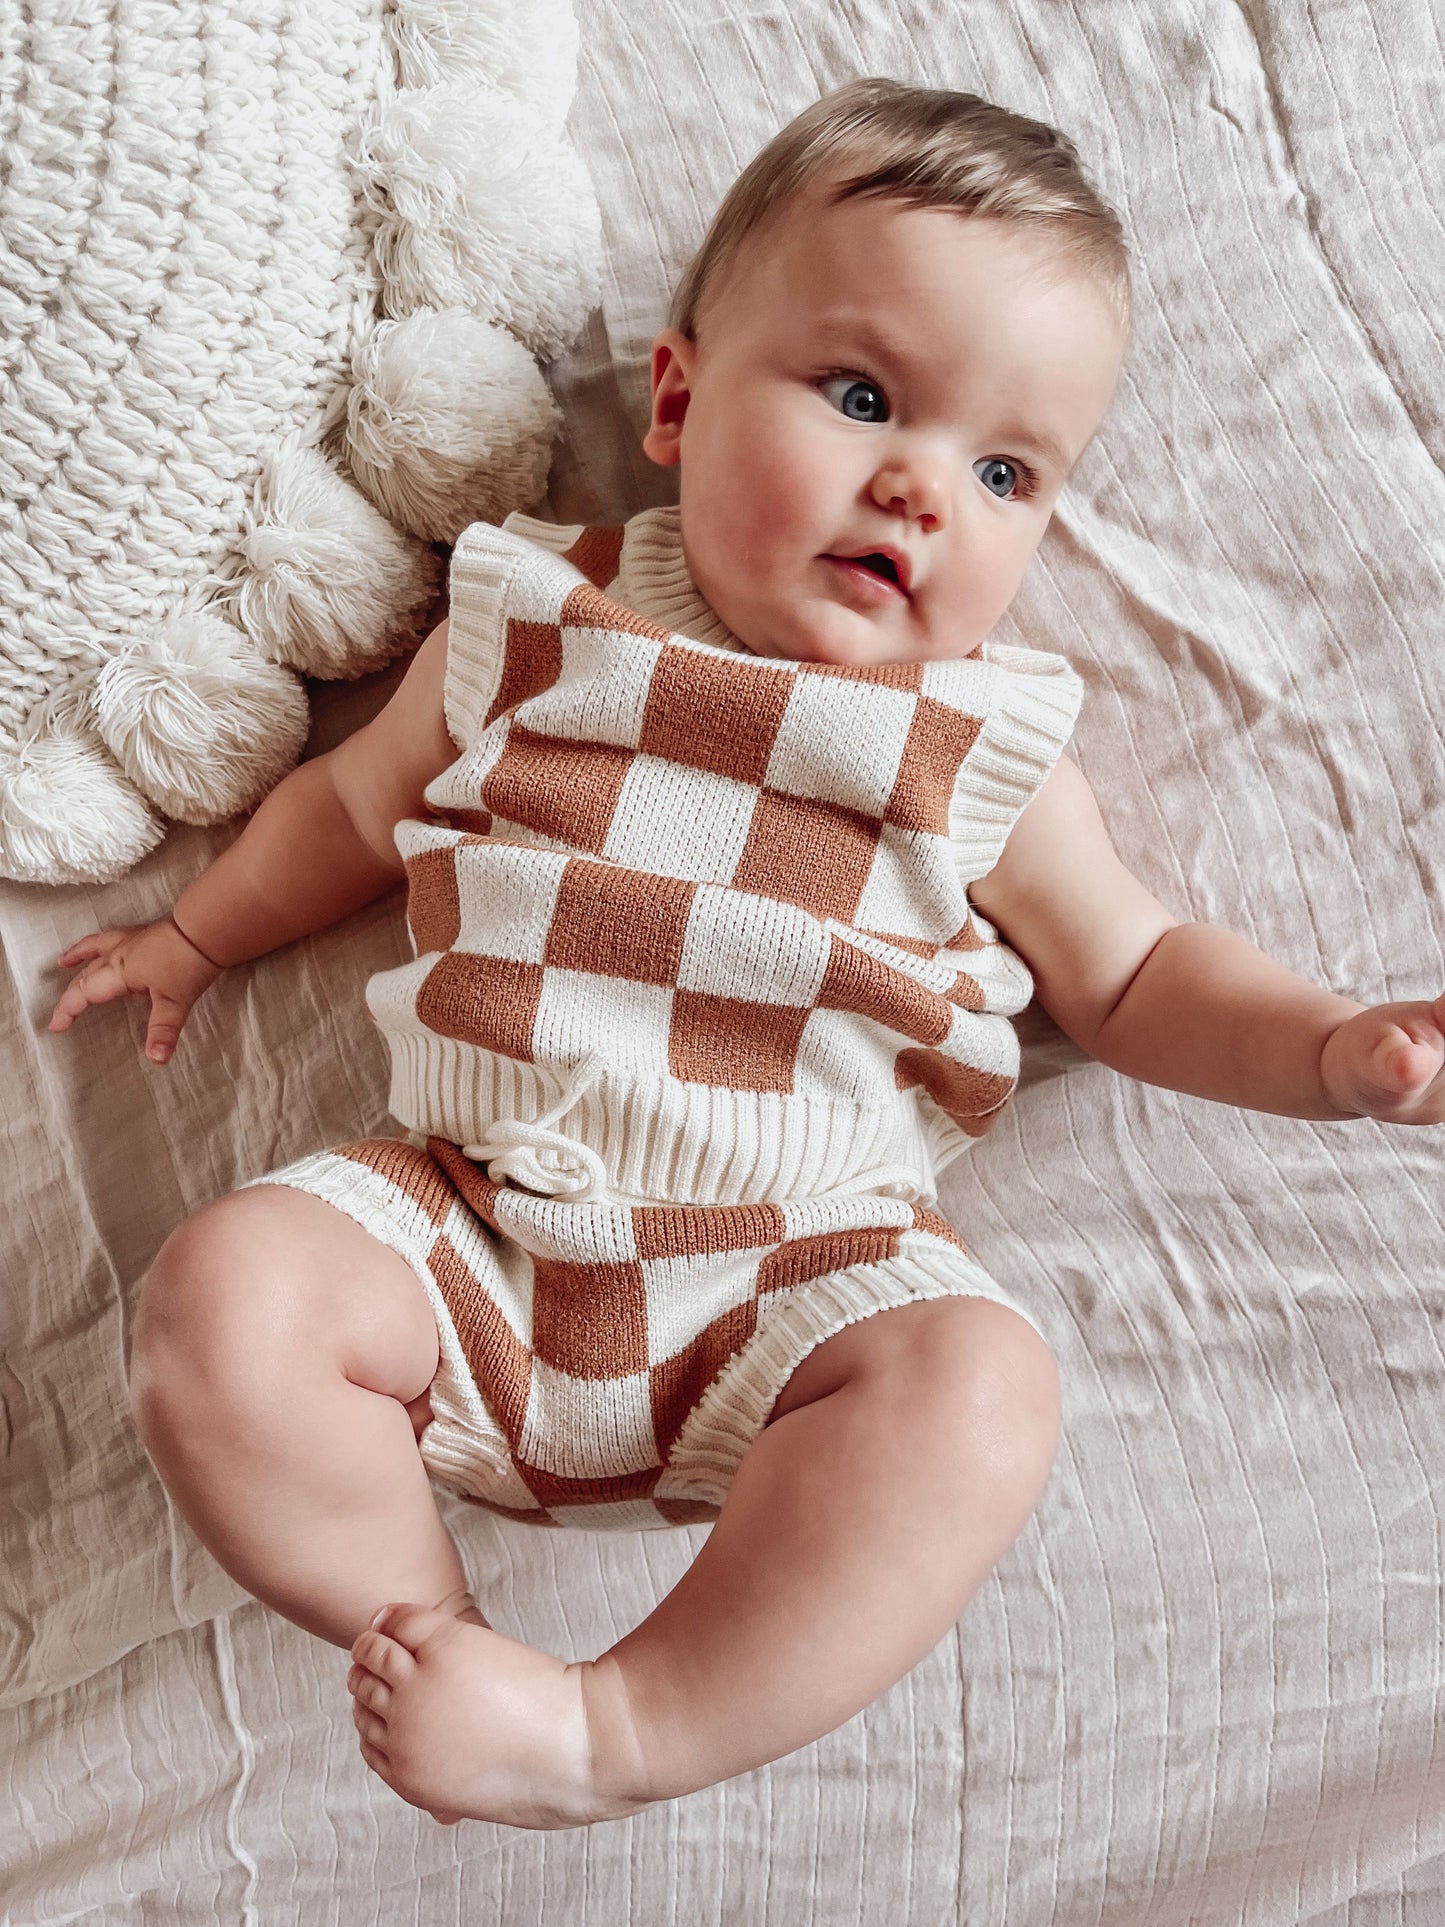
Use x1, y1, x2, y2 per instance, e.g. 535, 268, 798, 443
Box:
641, 328, 696, 466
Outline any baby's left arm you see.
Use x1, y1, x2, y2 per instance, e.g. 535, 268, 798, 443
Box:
970, 756, 1445, 1124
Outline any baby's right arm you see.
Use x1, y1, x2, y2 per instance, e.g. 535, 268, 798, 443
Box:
48, 617, 459, 1063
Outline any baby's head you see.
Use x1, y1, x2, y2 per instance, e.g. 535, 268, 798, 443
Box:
643, 79, 1130, 667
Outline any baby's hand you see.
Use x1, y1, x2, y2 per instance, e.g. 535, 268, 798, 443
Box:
48, 916, 224, 1065
1320, 995, 1445, 1123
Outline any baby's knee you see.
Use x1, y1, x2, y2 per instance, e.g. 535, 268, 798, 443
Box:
129, 1190, 304, 1438
880, 1298, 1061, 1510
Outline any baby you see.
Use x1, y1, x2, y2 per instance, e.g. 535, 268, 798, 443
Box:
49, 79, 1445, 1832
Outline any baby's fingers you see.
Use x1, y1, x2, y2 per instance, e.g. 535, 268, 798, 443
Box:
143, 994, 191, 1065
47, 956, 127, 1032
1358, 1021, 1445, 1119
1370, 1028, 1425, 1087
56, 932, 114, 968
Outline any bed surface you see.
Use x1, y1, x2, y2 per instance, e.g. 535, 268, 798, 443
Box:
4, 2, 1443, 1920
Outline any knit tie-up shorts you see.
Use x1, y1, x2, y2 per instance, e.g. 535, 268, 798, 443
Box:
245, 1125, 1040, 1531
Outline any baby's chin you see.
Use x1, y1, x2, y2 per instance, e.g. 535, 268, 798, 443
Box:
735, 600, 946, 670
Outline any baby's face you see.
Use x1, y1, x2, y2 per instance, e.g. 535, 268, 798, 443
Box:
644, 191, 1126, 666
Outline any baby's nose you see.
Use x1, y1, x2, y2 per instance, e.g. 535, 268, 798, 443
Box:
869, 461, 946, 530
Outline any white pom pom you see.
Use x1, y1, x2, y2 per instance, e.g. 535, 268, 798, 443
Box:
227, 438, 443, 677
90, 615, 312, 825
345, 310, 561, 542
390, 0, 579, 130
0, 731, 162, 886
356, 82, 602, 359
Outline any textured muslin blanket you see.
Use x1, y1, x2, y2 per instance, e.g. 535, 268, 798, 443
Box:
2, 1, 1443, 1921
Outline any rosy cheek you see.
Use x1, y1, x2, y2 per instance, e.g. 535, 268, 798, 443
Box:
725, 474, 801, 572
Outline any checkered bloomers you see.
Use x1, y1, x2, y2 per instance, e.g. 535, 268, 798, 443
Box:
248, 511, 1082, 1529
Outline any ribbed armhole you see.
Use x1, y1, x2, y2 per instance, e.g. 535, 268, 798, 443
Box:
949, 643, 1084, 883
443, 522, 532, 748
501, 510, 586, 557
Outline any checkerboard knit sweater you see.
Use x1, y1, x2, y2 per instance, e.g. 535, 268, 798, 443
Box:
364, 506, 1083, 1207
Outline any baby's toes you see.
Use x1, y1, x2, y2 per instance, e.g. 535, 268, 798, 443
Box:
371, 1601, 461, 1660
358, 1734, 396, 1785
351, 1669, 392, 1718
352, 1695, 389, 1751
351, 1623, 419, 1687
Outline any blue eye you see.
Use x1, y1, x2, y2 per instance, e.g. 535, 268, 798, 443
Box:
974, 457, 1020, 499
822, 374, 889, 423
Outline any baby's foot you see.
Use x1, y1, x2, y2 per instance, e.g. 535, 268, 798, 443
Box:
347, 1603, 653, 1829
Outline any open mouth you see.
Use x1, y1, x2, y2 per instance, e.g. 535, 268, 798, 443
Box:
826, 552, 908, 599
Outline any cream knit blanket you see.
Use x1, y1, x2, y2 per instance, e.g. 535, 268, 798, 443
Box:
0, 0, 601, 884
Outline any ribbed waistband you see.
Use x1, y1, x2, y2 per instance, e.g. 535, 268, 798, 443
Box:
380, 1031, 962, 1207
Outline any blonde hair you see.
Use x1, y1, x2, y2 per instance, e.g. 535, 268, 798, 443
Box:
669, 78, 1131, 339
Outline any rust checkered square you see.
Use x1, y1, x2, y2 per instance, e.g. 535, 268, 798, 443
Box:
485, 618, 564, 726
811, 658, 924, 693
415, 952, 543, 1060
562, 525, 624, 588
733, 789, 882, 921
816, 934, 954, 1046
639, 643, 796, 784
633, 1201, 788, 1261
543, 859, 696, 984
895, 1047, 1013, 1127
425, 804, 493, 838
668, 991, 812, 1090
884, 697, 984, 834
482, 721, 635, 854
405, 840, 463, 955
560, 580, 672, 644
530, 1255, 650, 1379
756, 1224, 903, 1295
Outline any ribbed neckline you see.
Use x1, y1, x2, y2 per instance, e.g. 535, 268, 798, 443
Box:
613, 504, 752, 654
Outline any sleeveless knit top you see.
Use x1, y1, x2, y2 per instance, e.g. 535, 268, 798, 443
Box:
364, 509, 1083, 1207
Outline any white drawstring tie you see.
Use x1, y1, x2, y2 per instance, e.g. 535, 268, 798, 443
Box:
820, 1165, 922, 1204
461, 1054, 609, 1201
462, 1053, 927, 1209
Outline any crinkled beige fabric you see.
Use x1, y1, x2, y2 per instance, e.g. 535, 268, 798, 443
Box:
3, 1, 1443, 1920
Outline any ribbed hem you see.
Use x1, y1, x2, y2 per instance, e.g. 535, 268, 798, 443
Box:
444, 522, 530, 742
656, 1230, 1045, 1507
948, 641, 1082, 882
375, 1029, 942, 1205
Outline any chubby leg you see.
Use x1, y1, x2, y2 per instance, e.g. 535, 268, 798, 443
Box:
129, 1184, 478, 1650
348, 1294, 1059, 1827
